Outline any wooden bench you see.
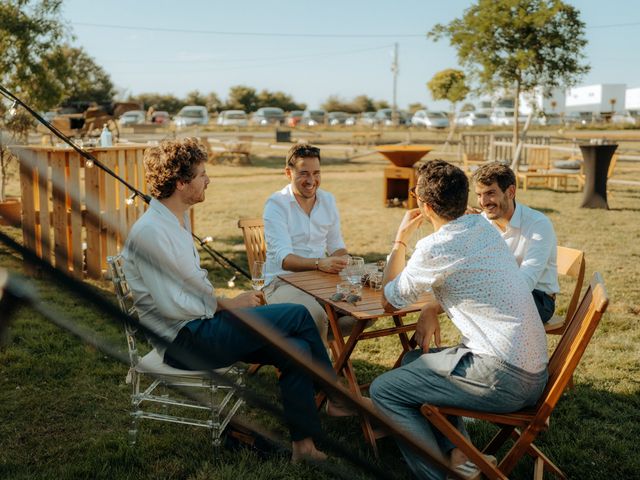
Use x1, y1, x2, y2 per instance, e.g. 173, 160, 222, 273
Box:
351, 131, 381, 148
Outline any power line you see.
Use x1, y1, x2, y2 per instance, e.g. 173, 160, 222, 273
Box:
73, 21, 426, 38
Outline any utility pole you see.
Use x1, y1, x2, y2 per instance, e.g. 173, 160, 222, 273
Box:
391, 42, 398, 126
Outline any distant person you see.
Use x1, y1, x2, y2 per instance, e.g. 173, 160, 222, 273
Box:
122, 138, 352, 463
370, 159, 548, 480
262, 143, 354, 342
472, 162, 559, 323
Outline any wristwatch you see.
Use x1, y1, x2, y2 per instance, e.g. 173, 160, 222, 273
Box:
315, 258, 319, 270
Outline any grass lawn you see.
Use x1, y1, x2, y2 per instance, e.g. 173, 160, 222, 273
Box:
1, 145, 639, 479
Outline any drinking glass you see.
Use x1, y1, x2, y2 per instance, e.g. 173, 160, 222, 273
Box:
346, 256, 365, 285
251, 261, 265, 291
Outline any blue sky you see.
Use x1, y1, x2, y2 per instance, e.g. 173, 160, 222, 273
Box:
62, 0, 639, 110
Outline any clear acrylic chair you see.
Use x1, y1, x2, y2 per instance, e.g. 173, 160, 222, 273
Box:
106, 255, 245, 448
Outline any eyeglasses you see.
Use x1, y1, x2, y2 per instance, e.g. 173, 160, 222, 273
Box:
287, 145, 320, 165
409, 186, 421, 201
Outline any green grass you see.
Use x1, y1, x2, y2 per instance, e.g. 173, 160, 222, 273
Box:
1, 148, 640, 479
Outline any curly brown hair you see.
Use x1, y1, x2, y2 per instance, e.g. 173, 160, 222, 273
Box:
416, 159, 468, 220
472, 162, 516, 193
144, 138, 207, 199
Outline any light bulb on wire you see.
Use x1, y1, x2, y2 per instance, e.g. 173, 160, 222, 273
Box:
7, 100, 18, 118
84, 159, 94, 168
125, 192, 136, 205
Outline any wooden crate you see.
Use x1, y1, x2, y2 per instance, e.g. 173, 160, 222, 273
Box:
12, 144, 194, 279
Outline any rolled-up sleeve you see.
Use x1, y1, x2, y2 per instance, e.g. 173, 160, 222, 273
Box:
263, 198, 294, 268
384, 243, 439, 309
519, 217, 556, 292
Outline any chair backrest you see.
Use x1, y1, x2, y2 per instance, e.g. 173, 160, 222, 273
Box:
106, 255, 140, 367
534, 272, 608, 423
555, 246, 586, 329
462, 152, 485, 173
525, 147, 551, 171
237, 218, 266, 267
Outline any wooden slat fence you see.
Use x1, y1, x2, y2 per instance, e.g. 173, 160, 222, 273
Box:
11, 145, 195, 280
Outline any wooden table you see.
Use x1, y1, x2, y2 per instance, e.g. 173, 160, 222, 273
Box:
279, 269, 431, 455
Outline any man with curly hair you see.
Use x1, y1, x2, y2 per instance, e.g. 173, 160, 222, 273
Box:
370, 160, 548, 480
122, 138, 347, 462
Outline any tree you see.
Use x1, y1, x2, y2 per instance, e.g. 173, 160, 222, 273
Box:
351, 95, 376, 113
256, 90, 305, 111
127, 93, 184, 114
408, 102, 427, 114
0, 0, 69, 201
428, 69, 469, 145
429, 0, 590, 165
185, 90, 207, 107
460, 103, 476, 112
56, 46, 115, 106
226, 85, 259, 112
205, 91, 223, 112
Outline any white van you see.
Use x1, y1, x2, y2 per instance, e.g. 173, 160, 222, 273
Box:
174, 105, 209, 128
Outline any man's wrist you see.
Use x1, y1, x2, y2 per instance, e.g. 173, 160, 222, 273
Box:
393, 240, 407, 249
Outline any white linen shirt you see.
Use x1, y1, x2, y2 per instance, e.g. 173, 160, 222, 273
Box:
122, 199, 217, 355
482, 202, 559, 295
263, 184, 346, 285
384, 214, 548, 373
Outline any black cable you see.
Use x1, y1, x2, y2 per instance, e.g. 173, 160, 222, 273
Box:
0, 230, 441, 480
0, 84, 250, 280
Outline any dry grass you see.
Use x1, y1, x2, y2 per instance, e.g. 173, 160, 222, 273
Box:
1, 136, 640, 479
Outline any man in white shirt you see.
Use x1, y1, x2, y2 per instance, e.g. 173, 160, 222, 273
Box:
122, 138, 349, 463
472, 162, 559, 323
263, 143, 351, 341
370, 160, 548, 480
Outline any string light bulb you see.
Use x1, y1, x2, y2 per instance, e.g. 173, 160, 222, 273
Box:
7, 100, 18, 118
201, 236, 213, 244
84, 159, 94, 168
227, 275, 236, 288
125, 192, 137, 205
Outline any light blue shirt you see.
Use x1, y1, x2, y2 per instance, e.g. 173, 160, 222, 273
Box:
263, 184, 345, 285
122, 199, 217, 355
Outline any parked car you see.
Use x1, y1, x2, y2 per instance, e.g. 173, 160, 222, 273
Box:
300, 109, 326, 126
562, 111, 590, 126
358, 111, 377, 126
217, 110, 248, 127
174, 105, 209, 128
490, 108, 528, 126
118, 110, 146, 126
412, 110, 449, 129
251, 107, 285, 125
611, 111, 637, 126
375, 108, 411, 126
150, 111, 170, 125
286, 110, 304, 127
455, 111, 491, 127
327, 111, 350, 126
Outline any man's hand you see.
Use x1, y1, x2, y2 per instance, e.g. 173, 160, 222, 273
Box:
226, 291, 265, 309
415, 303, 442, 351
395, 208, 424, 245
318, 255, 348, 274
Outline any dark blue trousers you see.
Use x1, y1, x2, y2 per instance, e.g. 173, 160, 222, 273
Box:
164, 303, 334, 441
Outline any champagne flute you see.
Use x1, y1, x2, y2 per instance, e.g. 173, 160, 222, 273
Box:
251, 260, 265, 291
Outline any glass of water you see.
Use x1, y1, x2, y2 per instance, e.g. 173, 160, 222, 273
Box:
251, 261, 265, 291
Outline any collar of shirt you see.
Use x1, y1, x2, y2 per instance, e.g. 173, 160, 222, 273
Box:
284, 183, 321, 213
149, 198, 190, 231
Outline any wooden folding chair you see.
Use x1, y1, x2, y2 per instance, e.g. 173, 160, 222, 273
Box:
462, 152, 486, 175
237, 218, 266, 267
545, 246, 586, 335
420, 272, 609, 480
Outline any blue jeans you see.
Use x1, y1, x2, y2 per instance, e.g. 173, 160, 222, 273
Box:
370, 346, 548, 480
164, 303, 335, 441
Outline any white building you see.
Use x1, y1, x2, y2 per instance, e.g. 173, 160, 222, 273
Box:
625, 87, 640, 112
519, 87, 565, 115
565, 84, 627, 114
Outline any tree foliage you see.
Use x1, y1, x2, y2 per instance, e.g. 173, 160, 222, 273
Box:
429, 0, 590, 146
427, 69, 469, 106
57, 46, 115, 106
226, 85, 259, 112
321, 94, 387, 113
256, 89, 305, 111
127, 93, 185, 114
